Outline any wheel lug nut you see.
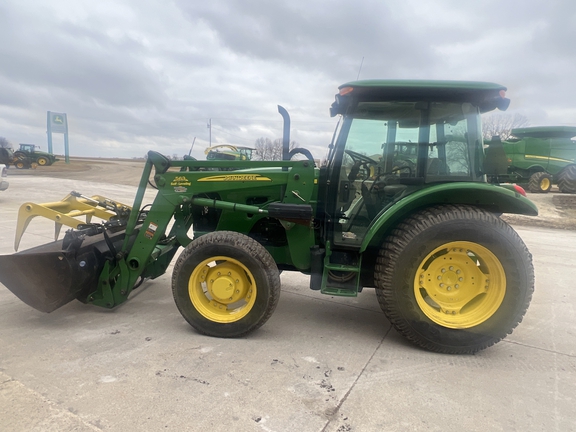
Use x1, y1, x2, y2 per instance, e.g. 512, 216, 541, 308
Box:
455, 284, 459, 289
440, 283, 445, 287
447, 286, 451, 291
437, 276, 442, 280
459, 277, 463, 282
449, 266, 454, 271
441, 268, 446, 273
456, 270, 461, 274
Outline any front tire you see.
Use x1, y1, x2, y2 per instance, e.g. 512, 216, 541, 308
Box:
528, 171, 552, 193
36, 157, 49, 166
375, 205, 534, 354
172, 231, 281, 338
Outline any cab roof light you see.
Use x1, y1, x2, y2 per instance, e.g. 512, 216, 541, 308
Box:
339, 87, 354, 96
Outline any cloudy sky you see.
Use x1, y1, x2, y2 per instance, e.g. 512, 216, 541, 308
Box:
0, 0, 574, 160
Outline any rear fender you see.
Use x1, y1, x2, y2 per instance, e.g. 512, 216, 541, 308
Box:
359, 182, 538, 253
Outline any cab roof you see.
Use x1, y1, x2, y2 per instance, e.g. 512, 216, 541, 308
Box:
334, 80, 509, 114
338, 79, 506, 99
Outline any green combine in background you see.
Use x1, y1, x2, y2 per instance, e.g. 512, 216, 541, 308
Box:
486, 126, 576, 193
205, 144, 254, 161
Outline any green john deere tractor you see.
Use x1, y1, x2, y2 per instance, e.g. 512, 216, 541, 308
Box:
0, 80, 537, 354
15, 143, 59, 166
486, 126, 576, 193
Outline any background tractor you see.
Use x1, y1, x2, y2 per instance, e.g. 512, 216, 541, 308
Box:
0, 147, 35, 169
486, 126, 576, 193
14, 143, 59, 166
0, 80, 537, 354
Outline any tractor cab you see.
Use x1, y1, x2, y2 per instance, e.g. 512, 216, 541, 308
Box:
323, 80, 511, 248
19, 144, 39, 153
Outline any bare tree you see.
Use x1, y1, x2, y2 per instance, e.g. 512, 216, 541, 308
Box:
253, 138, 298, 161
482, 113, 529, 141
0, 137, 11, 148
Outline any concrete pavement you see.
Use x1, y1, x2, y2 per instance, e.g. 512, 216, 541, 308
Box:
0, 176, 575, 432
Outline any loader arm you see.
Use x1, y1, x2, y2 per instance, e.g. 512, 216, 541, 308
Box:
90, 152, 318, 309
0, 151, 318, 312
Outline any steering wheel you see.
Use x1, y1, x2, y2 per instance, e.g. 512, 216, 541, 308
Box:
345, 150, 378, 181
345, 149, 377, 165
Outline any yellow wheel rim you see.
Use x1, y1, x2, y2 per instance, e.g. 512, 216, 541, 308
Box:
540, 177, 551, 190
188, 256, 256, 323
37, 158, 47, 165
414, 241, 506, 329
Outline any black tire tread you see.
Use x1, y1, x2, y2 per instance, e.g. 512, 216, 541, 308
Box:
558, 165, 576, 194
374, 204, 534, 354
171, 231, 281, 338
528, 171, 552, 193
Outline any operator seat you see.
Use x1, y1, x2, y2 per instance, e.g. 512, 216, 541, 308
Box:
426, 158, 446, 176
484, 136, 508, 181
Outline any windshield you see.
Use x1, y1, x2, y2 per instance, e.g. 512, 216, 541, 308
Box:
331, 100, 483, 247
343, 101, 481, 179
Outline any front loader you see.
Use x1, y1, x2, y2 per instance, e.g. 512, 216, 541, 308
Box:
0, 80, 538, 354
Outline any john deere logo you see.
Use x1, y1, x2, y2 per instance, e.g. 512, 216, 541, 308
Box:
53, 115, 64, 124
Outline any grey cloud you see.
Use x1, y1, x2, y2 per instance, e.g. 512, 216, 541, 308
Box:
177, 0, 436, 80
1, 0, 575, 158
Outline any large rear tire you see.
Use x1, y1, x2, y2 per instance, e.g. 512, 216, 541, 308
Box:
374, 205, 534, 354
558, 165, 576, 194
172, 231, 281, 338
528, 171, 552, 193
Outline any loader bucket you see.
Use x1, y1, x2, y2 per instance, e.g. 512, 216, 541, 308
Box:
0, 228, 127, 313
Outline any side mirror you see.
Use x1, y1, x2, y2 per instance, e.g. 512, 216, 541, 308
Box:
497, 97, 511, 111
